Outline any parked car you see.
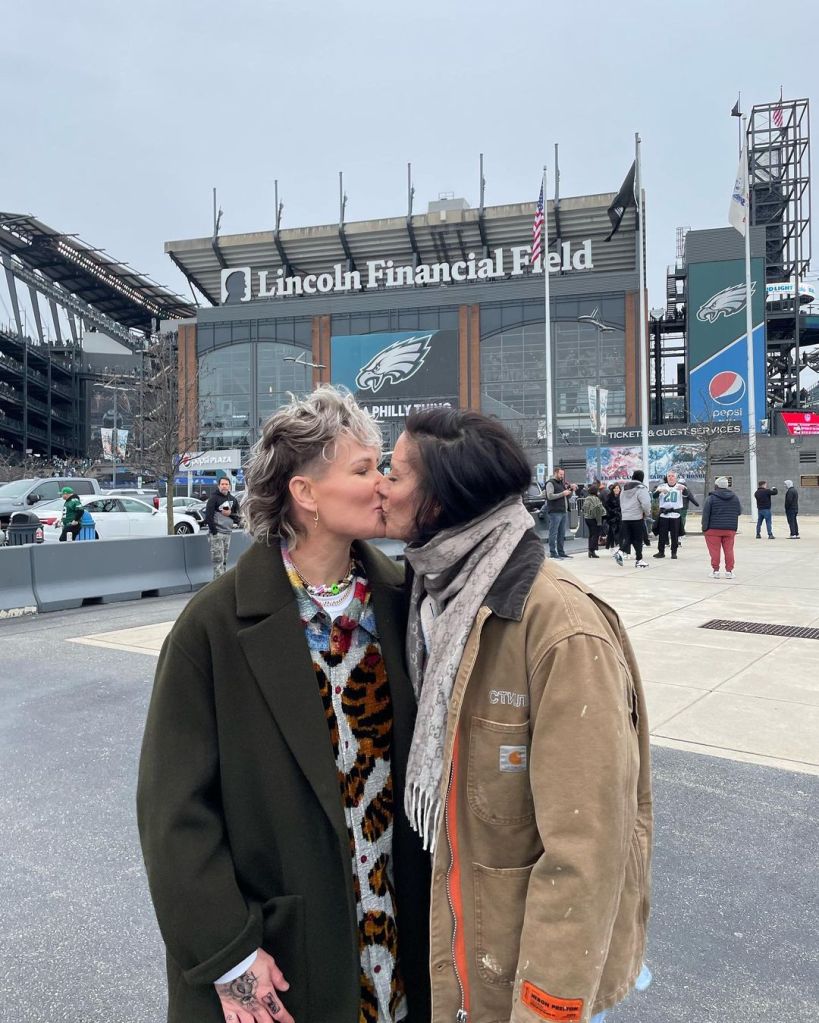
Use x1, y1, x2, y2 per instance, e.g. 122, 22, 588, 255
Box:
523, 481, 547, 520
107, 487, 161, 509
0, 477, 101, 530
35, 495, 200, 541
159, 496, 207, 529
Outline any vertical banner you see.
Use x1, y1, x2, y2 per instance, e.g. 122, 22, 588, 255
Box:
101, 428, 128, 459
588, 385, 598, 434
599, 387, 609, 435
687, 257, 766, 432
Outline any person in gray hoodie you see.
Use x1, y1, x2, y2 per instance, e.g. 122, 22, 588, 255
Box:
614, 469, 652, 568
701, 476, 742, 578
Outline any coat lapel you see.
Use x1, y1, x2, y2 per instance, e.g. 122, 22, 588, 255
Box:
235, 543, 348, 849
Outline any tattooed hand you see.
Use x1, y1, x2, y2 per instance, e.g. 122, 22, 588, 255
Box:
215, 949, 294, 1023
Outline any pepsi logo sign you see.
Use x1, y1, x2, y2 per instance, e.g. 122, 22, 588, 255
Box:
709, 371, 746, 406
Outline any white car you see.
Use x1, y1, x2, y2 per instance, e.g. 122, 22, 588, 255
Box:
36, 496, 200, 541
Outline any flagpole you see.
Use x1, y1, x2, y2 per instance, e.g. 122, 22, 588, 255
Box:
635, 133, 650, 478
741, 115, 759, 500
543, 164, 554, 476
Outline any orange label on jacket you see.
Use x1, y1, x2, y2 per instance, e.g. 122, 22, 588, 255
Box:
520, 981, 584, 1022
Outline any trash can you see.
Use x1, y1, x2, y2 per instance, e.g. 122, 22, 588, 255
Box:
77, 510, 96, 541
7, 510, 44, 545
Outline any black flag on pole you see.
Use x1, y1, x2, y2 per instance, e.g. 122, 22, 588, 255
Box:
731, 96, 741, 117
605, 161, 636, 241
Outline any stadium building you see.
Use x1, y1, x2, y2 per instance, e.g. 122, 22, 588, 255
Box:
165, 189, 643, 455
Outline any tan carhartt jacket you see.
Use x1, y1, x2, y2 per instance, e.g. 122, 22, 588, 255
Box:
427, 532, 652, 1023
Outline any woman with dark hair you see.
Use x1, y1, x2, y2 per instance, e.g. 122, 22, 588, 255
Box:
604, 483, 622, 549
376, 408, 652, 1023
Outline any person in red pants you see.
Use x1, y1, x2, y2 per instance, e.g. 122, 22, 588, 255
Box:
701, 476, 741, 579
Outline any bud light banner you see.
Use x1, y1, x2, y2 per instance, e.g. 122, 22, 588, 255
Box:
330, 330, 459, 420
688, 324, 766, 431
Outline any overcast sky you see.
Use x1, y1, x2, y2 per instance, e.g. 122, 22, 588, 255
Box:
1, 0, 816, 311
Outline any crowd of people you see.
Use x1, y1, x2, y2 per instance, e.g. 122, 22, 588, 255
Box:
544, 468, 802, 580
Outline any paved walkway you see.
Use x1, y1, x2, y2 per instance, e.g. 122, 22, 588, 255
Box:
70, 517, 819, 777
563, 516, 819, 776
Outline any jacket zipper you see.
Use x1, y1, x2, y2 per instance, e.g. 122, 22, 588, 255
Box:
444, 735, 469, 1023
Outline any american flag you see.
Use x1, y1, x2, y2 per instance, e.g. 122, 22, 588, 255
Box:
532, 184, 544, 266
773, 94, 784, 128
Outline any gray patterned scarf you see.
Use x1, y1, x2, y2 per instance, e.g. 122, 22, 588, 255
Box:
403, 497, 534, 850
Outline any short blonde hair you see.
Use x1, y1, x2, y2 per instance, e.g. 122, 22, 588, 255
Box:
243, 385, 382, 547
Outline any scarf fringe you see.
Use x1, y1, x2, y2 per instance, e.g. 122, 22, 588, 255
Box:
406, 784, 441, 853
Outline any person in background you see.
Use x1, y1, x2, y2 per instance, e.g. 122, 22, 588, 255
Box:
614, 470, 651, 569
58, 486, 84, 542
676, 476, 700, 545
784, 480, 800, 538
701, 476, 742, 579
753, 480, 778, 539
205, 477, 241, 579
582, 482, 606, 558
544, 466, 577, 560
652, 471, 691, 560
604, 483, 622, 550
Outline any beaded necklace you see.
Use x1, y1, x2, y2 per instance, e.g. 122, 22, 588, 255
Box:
290, 557, 355, 598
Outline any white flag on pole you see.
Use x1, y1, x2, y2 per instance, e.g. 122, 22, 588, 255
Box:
729, 139, 749, 236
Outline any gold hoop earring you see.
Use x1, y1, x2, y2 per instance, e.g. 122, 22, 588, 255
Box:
313, 508, 319, 527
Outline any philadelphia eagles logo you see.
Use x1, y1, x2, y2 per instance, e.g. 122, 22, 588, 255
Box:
355, 334, 433, 393
696, 282, 756, 323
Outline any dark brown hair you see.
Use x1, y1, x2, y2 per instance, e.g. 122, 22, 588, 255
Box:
403, 408, 532, 538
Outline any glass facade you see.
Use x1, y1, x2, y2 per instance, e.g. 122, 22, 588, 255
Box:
196, 292, 628, 454
480, 295, 626, 441
198, 331, 312, 450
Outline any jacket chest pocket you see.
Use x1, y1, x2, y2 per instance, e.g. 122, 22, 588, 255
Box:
467, 717, 535, 826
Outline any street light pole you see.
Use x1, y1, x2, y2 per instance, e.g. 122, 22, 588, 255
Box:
578, 310, 614, 484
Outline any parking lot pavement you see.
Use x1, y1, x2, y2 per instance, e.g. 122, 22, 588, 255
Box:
1, 559, 817, 1022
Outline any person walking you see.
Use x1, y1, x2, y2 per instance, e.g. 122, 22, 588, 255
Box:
58, 486, 84, 542
753, 480, 778, 539
545, 466, 577, 560
582, 483, 606, 558
702, 476, 741, 579
137, 386, 431, 1023
614, 470, 651, 568
376, 409, 653, 1023
784, 479, 800, 538
204, 477, 241, 579
604, 483, 622, 549
653, 471, 687, 560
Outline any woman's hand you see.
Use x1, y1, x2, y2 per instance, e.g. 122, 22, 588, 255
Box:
215, 949, 294, 1023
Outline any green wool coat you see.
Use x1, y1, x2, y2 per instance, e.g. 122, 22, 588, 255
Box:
137, 540, 431, 1023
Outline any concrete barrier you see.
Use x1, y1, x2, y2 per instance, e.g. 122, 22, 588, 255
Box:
30, 536, 192, 612
181, 533, 214, 589
0, 545, 38, 614
227, 530, 252, 567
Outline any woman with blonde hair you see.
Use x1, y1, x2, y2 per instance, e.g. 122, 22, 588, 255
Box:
138, 386, 430, 1023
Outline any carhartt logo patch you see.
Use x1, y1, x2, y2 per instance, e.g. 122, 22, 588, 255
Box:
520, 981, 584, 1021
499, 745, 528, 772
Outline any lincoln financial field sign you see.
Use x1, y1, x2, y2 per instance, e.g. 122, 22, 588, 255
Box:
220, 241, 594, 303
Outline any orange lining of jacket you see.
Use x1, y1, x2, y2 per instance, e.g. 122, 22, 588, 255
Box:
448, 731, 470, 1018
